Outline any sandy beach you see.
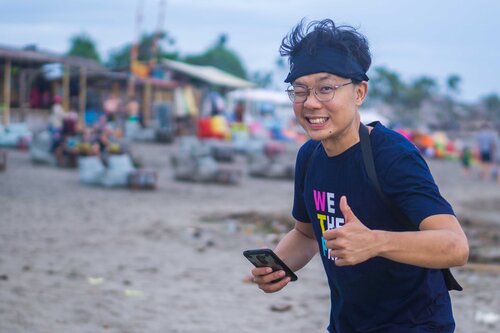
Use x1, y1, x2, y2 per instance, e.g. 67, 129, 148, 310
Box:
0, 142, 499, 333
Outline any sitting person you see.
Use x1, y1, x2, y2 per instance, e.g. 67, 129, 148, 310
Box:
76, 127, 100, 157
96, 125, 124, 163
54, 111, 80, 167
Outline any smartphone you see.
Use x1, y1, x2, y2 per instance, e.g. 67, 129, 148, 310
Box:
243, 248, 298, 281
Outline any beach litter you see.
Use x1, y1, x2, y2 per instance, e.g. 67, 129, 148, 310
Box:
124, 289, 144, 297
270, 303, 293, 312
87, 277, 104, 285
475, 310, 500, 325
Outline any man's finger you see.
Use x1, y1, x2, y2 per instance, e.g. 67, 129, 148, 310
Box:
252, 267, 273, 276
259, 277, 291, 293
340, 196, 358, 223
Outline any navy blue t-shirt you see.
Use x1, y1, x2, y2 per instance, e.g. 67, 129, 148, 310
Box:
292, 122, 455, 333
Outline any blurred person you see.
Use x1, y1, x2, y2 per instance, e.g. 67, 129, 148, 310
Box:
495, 132, 500, 185
76, 127, 100, 157
97, 125, 122, 159
233, 100, 245, 123
460, 143, 473, 176
126, 96, 140, 122
48, 95, 65, 132
249, 19, 468, 333
476, 123, 498, 180
48, 95, 65, 152
103, 93, 121, 123
54, 111, 79, 167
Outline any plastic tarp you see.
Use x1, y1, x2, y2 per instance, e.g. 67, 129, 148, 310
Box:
0, 123, 32, 148
78, 156, 106, 185
29, 131, 56, 165
100, 154, 136, 187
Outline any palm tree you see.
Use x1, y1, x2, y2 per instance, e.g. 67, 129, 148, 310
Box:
67, 33, 101, 63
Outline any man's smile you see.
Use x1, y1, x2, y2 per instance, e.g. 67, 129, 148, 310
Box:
306, 116, 329, 124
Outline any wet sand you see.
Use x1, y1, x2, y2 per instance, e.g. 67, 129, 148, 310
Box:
0, 142, 499, 333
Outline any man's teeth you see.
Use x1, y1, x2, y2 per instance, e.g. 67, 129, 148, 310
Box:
309, 117, 328, 124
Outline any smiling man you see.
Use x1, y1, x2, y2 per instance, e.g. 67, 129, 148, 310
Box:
249, 19, 469, 333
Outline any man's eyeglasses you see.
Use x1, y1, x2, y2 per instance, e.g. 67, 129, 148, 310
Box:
286, 81, 353, 103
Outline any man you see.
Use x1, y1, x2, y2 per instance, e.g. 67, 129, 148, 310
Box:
250, 19, 469, 332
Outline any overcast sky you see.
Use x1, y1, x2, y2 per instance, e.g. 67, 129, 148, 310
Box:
0, 0, 498, 102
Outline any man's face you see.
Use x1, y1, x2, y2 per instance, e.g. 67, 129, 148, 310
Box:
292, 72, 365, 143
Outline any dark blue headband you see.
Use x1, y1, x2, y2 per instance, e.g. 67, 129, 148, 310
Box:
284, 47, 369, 83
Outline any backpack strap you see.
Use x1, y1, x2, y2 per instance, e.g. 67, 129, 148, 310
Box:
358, 123, 462, 291
358, 124, 416, 231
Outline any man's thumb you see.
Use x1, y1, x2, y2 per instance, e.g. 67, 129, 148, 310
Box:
340, 196, 357, 223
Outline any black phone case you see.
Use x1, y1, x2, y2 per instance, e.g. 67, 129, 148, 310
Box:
243, 248, 298, 281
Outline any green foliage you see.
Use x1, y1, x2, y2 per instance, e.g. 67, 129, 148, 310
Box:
183, 33, 247, 79
106, 31, 178, 69
481, 93, 500, 121
67, 33, 101, 63
368, 67, 441, 126
368, 67, 406, 106
446, 74, 461, 95
250, 71, 273, 88
405, 76, 438, 109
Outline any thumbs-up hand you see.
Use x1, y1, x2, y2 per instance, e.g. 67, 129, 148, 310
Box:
323, 196, 379, 266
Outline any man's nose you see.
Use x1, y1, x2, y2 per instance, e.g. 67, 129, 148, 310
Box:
303, 89, 322, 108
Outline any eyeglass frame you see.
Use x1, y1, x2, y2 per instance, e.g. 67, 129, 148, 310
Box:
285, 81, 353, 103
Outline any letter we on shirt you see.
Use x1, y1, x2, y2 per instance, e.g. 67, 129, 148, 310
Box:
313, 189, 344, 259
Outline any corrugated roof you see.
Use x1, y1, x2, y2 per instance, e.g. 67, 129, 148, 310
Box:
161, 58, 255, 89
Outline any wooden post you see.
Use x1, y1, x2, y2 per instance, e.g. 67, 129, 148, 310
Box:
62, 63, 70, 112
52, 81, 59, 100
143, 80, 152, 126
79, 66, 87, 127
110, 82, 118, 97
2, 60, 11, 126
127, 75, 136, 99
19, 69, 27, 121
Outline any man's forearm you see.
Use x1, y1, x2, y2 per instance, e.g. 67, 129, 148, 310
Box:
275, 228, 318, 272
375, 228, 469, 269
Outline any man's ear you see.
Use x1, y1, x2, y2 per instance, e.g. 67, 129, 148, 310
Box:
355, 81, 368, 106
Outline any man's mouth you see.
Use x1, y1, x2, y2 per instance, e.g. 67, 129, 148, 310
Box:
306, 117, 329, 124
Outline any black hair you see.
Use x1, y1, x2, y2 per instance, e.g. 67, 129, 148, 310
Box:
280, 19, 371, 83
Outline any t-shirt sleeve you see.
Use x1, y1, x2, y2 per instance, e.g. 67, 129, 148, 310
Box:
378, 150, 455, 229
292, 141, 315, 223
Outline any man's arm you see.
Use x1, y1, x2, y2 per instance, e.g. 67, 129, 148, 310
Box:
251, 221, 318, 293
275, 221, 318, 271
325, 196, 469, 269
374, 214, 469, 268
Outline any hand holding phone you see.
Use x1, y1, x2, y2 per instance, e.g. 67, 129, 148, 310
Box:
243, 248, 298, 282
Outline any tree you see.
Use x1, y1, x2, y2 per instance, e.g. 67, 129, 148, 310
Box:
107, 31, 178, 70
437, 74, 464, 128
368, 66, 406, 106
405, 76, 438, 109
67, 33, 101, 63
367, 67, 442, 126
250, 70, 273, 88
183, 34, 247, 79
446, 74, 461, 95
481, 93, 500, 122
